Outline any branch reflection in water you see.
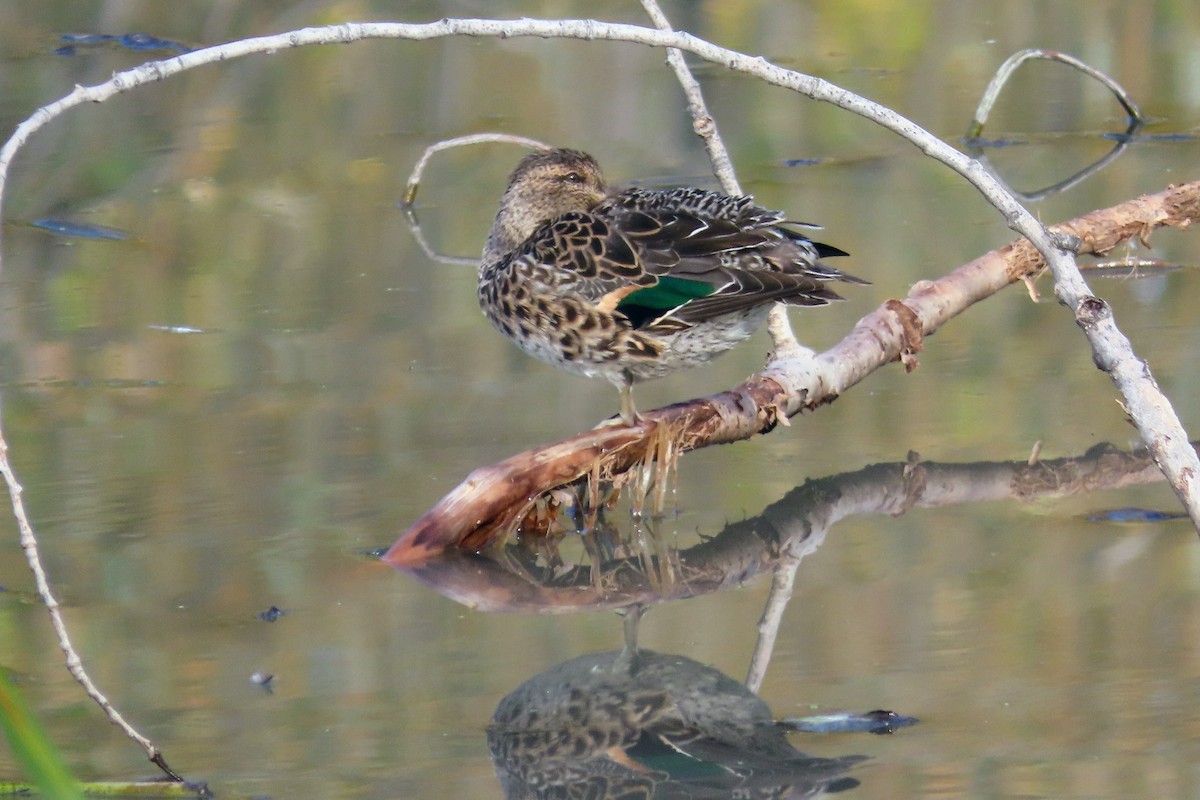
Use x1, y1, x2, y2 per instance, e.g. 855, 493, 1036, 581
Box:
385, 441, 1172, 614
386, 440, 1176, 796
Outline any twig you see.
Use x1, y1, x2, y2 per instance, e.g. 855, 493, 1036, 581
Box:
399, 205, 477, 267
967, 48, 1143, 141
399, 133, 550, 266
637, 0, 740, 196
0, 436, 183, 781
965, 49, 1144, 201
400, 132, 548, 207
968, 126, 1140, 202
639, 0, 800, 352
745, 552, 802, 694
0, 780, 207, 797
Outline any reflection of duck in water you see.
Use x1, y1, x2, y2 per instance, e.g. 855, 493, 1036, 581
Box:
488, 649, 865, 799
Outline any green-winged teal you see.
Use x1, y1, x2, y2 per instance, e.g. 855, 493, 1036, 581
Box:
479, 149, 866, 424
488, 649, 865, 798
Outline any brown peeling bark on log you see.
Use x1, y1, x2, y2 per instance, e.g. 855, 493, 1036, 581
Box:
1002, 181, 1200, 280
384, 180, 1200, 566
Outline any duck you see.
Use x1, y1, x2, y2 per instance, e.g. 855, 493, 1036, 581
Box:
488, 648, 866, 799
478, 148, 866, 424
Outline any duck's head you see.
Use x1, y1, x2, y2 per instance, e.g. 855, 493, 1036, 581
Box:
485, 148, 608, 260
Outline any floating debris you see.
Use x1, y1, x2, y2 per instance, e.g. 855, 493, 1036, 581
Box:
960, 136, 1029, 149
357, 546, 389, 560
1085, 259, 1185, 277
36, 378, 168, 390
148, 324, 209, 334
31, 217, 127, 241
1086, 507, 1187, 523
256, 606, 286, 622
250, 671, 274, 692
54, 32, 192, 56
783, 709, 920, 735
1101, 131, 1196, 142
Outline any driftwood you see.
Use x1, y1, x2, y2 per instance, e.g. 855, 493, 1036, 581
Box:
384, 180, 1200, 567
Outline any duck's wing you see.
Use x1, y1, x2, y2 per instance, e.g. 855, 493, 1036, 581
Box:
506, 189, 863, 333
603, 186, 850, 257
513, 210, 658, 299
594, 189, 864, 331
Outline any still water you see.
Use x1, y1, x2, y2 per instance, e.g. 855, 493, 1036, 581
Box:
2, 1, 1200, 797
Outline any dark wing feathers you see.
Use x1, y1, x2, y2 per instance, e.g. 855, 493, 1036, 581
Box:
514, 186, 864, 331
650, 270, 844, 330
605, 187, 784, 230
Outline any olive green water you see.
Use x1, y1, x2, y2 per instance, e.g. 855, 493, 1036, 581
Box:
2, 1, 1200, 798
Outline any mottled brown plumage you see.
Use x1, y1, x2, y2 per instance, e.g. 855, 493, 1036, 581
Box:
489, 649, 866, 799
479, 148, 866, 423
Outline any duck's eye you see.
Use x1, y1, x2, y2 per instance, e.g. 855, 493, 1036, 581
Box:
563, 171, 584, 184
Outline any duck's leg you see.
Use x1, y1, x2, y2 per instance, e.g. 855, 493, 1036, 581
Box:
618, 373, 640, 426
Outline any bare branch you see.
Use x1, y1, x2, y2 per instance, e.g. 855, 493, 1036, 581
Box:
637, 0, 801, 355
398, 134, 553, 265
967, 48, 1143, 140
0, 436, 183, 781
0, 15, 1191, 784
389, 441, 1182, 612
400, 207, 477, 267
964, 48, 1145, 201
637, 0, 740, 196
401, 132, 549, 207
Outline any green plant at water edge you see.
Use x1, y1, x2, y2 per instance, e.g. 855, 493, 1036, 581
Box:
0, 669, 83, 800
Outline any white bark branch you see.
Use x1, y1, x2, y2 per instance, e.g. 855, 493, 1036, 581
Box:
0, 437, 181, 779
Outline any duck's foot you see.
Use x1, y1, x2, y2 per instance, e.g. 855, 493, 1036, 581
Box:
593, 410, 644, 429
